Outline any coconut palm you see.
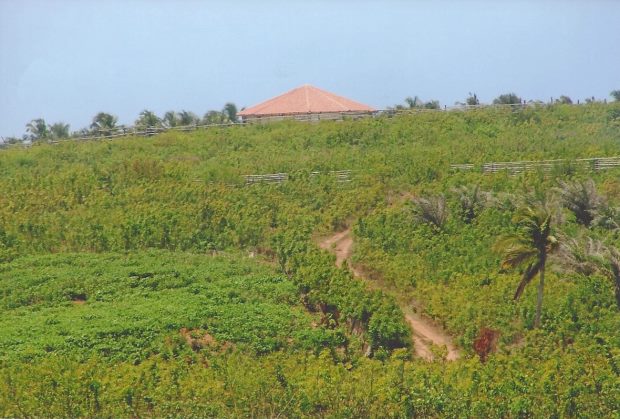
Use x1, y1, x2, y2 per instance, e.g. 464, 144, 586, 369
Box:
178, 110, 199, 126
49, 122, 70, 139
222, 103, 238, 123
493, 93, 522, 105
557, 237, 620, 310
162, 111, 178, 128
90, 112, 118, 136
203, 110, 228, 125
26, 118, 49, 141
496, 205, 559, 328
135, 110, 162, 129
555, 179, 604, 227
404, 96, 422, 109
466, 92, 480, 106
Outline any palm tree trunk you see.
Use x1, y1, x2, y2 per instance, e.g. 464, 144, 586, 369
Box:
535, 262, 545, 328
614, 275, 620, 310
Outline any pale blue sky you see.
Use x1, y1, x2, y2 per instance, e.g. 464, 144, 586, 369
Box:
1, 0, 619, 138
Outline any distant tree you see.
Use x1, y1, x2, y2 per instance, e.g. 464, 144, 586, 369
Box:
203, 110, 228, 125
90, 112, 118, 136
49, 122, 70, 140
495, 204, 559, 328
178, 110, 199, 126
162, 111, 179, 128
466, 92, 480, 106
610, 90, 620, 102
26, 118, 49, 141
405, 96, 423, 109
555, 95, 573, 105
493, 93, 522, 105
585, 96, 598, 104
222, 103, 238, 123
424, 100, 440, 110
135, 110, 162, 129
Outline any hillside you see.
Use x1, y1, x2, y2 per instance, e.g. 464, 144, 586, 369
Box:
1, 103, 619, 417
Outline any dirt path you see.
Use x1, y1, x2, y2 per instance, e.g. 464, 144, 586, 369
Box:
319, 229, 460, 361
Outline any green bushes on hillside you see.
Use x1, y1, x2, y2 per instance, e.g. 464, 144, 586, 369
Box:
0, 104, 619, 416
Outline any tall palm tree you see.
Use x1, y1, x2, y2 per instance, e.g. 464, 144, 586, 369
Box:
496, 205, 559, 328
222, 103, 238, 123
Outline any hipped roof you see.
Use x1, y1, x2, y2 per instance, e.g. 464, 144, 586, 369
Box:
238, 85, 374, 116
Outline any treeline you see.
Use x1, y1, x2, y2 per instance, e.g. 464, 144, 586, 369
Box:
2, 102, 240, 144
4, 90, 619, 145
389, 89, 620, 110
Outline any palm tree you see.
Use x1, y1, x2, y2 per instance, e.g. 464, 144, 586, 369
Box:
203, 110, 228, 125
466, 92, 480, 106
222, 103, 238, 123
135, 110, 162, 129
411, 195, 448, 231
555, 95, 573, 105
49, 122, 70, 139
404, 96, 422, 109
452, 185, 491, 223
555, 179, 604, 227
178, 110, 199, 126
557, 237, 620, 310
90, 112, 118, 136
493, 93, 522, 105
496, 205, 559, 328
162, 111, 178, 128
26, 118, 49, 141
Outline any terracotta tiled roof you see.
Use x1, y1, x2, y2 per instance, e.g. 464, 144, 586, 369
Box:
238, 85, 374, 116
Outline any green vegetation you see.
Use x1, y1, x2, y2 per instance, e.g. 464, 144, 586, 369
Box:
0, 252, 339, 362
1, 103, 619, 417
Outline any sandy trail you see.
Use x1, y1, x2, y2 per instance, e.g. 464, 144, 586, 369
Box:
319, 229, 459, 361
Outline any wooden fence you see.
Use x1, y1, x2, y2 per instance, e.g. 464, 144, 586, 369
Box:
451, 156, 620, 175
5, 100, 613, 148
244, 170, 352, 185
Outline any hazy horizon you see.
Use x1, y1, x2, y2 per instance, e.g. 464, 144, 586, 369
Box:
1, 0, 619, 138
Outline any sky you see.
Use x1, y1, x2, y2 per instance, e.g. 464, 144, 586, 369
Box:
1, 0, 619, 138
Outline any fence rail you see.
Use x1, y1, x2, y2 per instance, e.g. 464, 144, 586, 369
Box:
451, 156, 620, 175
4, 100, 613, 147
244, 170, 352, 185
